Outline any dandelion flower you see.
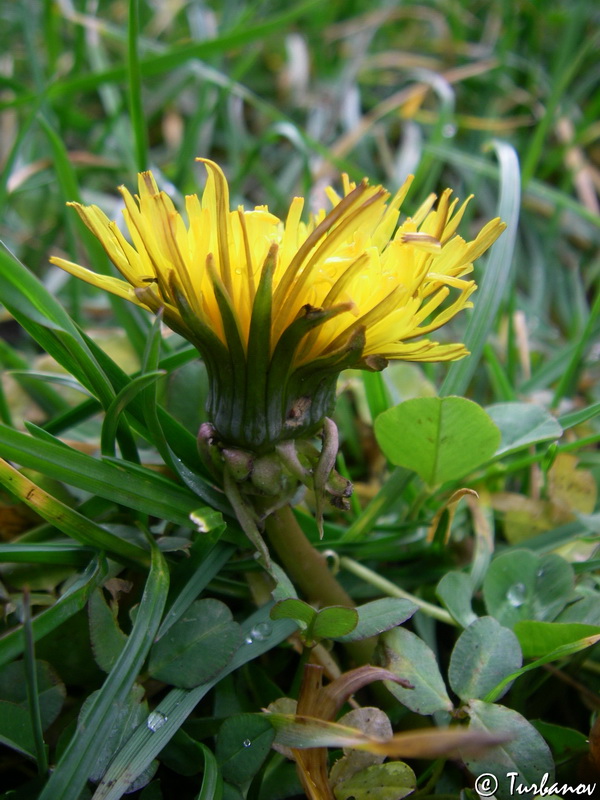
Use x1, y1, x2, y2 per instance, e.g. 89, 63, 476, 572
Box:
51, 159, 505, 450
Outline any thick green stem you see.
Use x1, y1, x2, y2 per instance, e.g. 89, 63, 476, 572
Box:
264, 505, 375, 664
265, 505, 354, 607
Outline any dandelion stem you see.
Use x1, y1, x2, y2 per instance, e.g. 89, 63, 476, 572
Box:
265, 505, 353, 608
264, 505, 375, 663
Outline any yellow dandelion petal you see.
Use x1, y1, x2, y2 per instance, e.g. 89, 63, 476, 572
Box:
342, 174, 356, 196
67, 203, 132, 278
324, 186, 342, 207
400, 232, 442, 254
119, 185, 172, 292
441, 196, 472, 243
410, 193, 437, 227
197, 158, 235, 296
322, 252, 373, 310
107, 222, 145, 282
412, 287, 452, 327
235, 208, 256, 298
278, 197, 305, 272
409, 285, 477, 338
272, 180, 374, 313
379, 341, 470, 361
467, 217, 507, 260
273, 186, 389, 338
426, 272, 474, 290
420, 188, 452, 240
49, 257, 145, 305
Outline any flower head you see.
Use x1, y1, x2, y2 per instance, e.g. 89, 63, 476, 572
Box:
51, 159, 505, 450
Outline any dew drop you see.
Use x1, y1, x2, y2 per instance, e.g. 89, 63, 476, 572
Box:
147, 711, 168, 732
243, 739, 252, 748
250, 622, 272, 642
507, 582, 527, 607
442, 122, 457, 138
536, 568, 545, 579
244, 634, 254, 645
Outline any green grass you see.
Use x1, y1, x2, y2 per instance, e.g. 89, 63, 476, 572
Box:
0, 1, 599, 799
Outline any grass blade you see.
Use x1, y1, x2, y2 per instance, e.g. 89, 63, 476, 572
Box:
339, 467, 413, 543
0, 242, 119, 411
0, 424, 211, 528
0, 558, 108, 667
552, 283, 600, 407
38, 543, 169, 800
22, 588, 49, 776
92, 607, 297, 800
41, 397, 102, 435
559, 399, 600, 429
100, 371, 165, 458
158, 540, 234, 640
0, 543, 93, 565
196, 743, 223, 800
31, 0, 322, 104
440, 141, 521, 396
0, 458, 150, 566
361, 371, 391, 423
127, 0, 148, 172
521, 3, 595, 186
38, 115, 150, 356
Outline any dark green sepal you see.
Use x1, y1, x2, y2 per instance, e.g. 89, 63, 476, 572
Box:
139, 312, 164, 451
265, 303, 353, 445
243, 243, 277, 446
167, 274, 234, 436
281, 327, 367, 437
361, 354, 389, 371
205, 257, 249, 443
141, 308, 163, 372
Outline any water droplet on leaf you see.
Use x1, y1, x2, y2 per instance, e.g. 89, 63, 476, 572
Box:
250, 622, 272, 642
243, 739, 252, 747
147, 711, 168, 732
507, 582, 527, 607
